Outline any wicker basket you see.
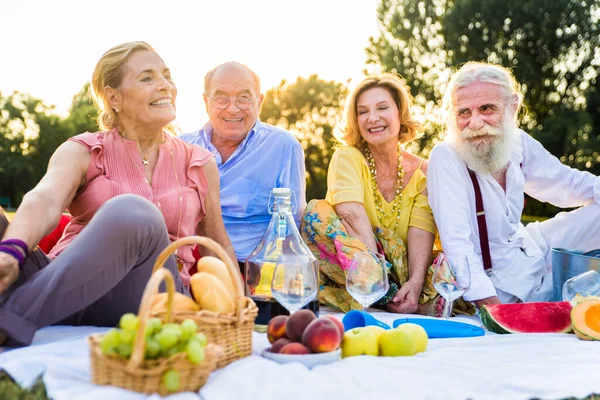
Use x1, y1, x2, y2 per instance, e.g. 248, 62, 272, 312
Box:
151, 236, 258, 369
88, 268, 220, 395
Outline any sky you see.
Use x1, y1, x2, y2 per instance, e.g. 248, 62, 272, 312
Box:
0, 0, 381, 133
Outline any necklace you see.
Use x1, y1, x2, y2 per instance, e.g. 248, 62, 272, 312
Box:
120, 132, 184, 270
365, 142, 404, 231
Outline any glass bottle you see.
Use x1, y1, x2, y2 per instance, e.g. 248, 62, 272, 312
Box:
245, 188, 319, 324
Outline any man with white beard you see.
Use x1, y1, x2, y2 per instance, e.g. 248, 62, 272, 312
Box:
427, 62, 600, 309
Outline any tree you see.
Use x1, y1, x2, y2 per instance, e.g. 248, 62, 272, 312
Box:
0, 91, 67, 206
366, 0, 600, 215
260, 75, 348, 200
63, 83, 99, 135
367, 0, 600, 152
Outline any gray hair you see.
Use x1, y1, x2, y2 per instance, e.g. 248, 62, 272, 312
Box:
203, 61, 261, 95
442, 62, 523, 125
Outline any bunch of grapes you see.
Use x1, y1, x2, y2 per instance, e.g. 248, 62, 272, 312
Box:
99, 313, 208, 365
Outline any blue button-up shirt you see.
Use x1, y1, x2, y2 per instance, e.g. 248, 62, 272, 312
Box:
179, 120, 306, 261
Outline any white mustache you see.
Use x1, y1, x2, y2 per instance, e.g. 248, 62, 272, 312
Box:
462, 124, 503, 139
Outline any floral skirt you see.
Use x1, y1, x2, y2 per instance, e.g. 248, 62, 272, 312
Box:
301, 199, 474, 315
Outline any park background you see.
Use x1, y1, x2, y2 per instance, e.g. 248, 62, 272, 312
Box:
1, 0, 599, 221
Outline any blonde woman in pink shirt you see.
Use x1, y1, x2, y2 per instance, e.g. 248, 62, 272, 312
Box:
0, 41, 235, 347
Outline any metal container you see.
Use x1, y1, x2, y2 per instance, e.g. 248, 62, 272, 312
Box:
551, 248, 600, 301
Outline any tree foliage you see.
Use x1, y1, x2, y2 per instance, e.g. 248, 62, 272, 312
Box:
366, 0, 600, 215
260, 75, 348, 200
0, 83, 98, 206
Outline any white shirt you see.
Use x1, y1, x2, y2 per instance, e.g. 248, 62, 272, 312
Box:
428, 130, 600, 302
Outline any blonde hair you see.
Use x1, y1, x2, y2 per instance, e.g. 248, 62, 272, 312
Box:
442, 62, 523, 126
91, 41, 157, 131
335, 73, 421, 148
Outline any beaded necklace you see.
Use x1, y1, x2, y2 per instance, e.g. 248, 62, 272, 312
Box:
365, 142, 404, 231
120, 131, 184, 270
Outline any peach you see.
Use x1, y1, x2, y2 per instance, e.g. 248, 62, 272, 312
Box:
323, 315, 345, 338
267, 315, 288, 344
279, 342, 311, 355
270, 338, 292, 354
301, 318, 342, 353
285, 309, 317, 342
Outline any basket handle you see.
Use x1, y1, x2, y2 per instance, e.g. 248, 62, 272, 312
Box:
152, 236, 246, 316
127, 267, 175, 370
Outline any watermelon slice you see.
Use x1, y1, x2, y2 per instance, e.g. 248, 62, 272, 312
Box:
480, 302, 573, 334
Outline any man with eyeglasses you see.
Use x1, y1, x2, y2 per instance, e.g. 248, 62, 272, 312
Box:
179, 62, 306, 272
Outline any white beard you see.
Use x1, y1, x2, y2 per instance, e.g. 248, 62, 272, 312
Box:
446, 111, 521, 174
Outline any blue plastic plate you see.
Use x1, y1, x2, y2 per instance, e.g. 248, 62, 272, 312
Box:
393, 318, 485, 338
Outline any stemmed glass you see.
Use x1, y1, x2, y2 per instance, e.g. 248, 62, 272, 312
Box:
433, 254, 471, 319
562, 270, 600, 302
271, 255, 318, 314
345, 251, 389, 312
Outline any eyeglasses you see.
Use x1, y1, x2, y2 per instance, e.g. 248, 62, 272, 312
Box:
209, 96, 256, 110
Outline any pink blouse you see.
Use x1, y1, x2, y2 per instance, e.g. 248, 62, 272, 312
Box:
49, 128, 213, 286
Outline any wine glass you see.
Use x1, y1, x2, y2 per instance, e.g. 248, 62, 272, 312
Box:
562, 270, 600, 302
271, 255, 318, 314
345, 251, 389, 312
433, 254, 471, 319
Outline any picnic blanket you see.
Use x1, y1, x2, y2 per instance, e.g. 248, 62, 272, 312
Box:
1, 311, 599, 400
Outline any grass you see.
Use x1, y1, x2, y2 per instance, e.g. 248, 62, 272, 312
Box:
0, 371, 48, 400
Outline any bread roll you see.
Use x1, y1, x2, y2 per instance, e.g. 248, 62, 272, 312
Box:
190, 272, 236, 314
151, 292, 200, 314
196, 256, 235, 296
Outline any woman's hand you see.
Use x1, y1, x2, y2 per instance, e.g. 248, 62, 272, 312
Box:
0, 252, 19, 294
385, 278, 422, 314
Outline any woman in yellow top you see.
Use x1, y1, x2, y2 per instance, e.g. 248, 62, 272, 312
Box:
302, 73, 452, 316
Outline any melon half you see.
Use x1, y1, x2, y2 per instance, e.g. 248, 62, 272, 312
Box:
480, 302, 573, 334
571, 299, 600, 341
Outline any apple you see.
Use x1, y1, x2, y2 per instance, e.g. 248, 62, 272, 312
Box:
340, 327, 379, 358
362, 325, 386, 340
379, 328, 417, 357
395, 323, 428, 353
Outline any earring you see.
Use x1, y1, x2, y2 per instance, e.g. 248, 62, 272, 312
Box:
114, 108, 119, 113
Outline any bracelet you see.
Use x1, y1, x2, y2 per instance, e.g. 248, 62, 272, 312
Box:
0, 239, 28, 255
375, 281, 399, 306
0, 245, 25, 267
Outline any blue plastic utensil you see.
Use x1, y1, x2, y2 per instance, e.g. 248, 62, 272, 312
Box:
393, 318, 485, 338
342, 310, 391, 331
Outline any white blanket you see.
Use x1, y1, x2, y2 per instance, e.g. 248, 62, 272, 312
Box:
1, 312, 599, 400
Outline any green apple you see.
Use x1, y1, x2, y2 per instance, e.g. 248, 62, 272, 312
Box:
362, 325, 386, 340
379, 328, 417, 357
395, 323, 428, 353
341, 327, 379, 358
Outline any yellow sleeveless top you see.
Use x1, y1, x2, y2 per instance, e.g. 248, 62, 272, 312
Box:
325, 146, 436, 243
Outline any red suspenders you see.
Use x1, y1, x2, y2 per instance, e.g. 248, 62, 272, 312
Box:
467, 169, 493, 272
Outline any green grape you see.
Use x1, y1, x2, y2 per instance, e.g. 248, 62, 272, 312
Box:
192, 332, 208, 347
162, 323, 180, 331
156, 329, 179, 350
119, 329, 135, 345
186, 340, 205, 365
119, 313, 139, 332
100, 328, 122, 352
117, 342, 132, 359
145, 318, 162, 336
145, 337, 161, 359
180, 319, 197, 339
162, 369, 180, 393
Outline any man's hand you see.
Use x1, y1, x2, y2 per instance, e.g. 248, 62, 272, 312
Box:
385, 279, 422, 314
474, 295, 500, 310
0, 252, 19, 294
